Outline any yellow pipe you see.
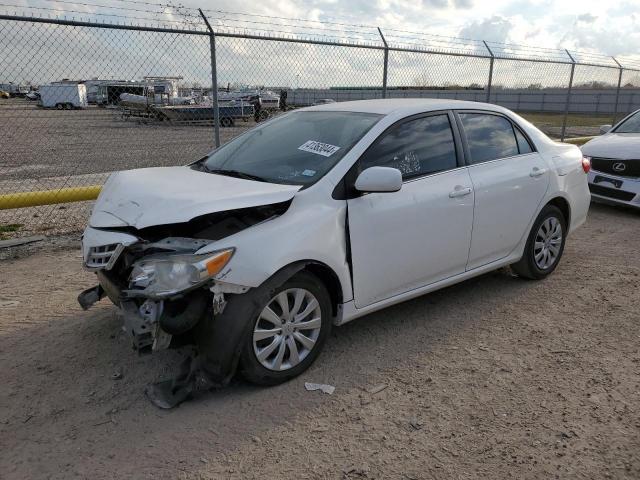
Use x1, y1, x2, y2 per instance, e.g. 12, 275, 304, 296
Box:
0, 185, 102, 210
561, 136, 595, 146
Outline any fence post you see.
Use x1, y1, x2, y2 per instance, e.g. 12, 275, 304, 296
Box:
560, 49, 576, 142
612, 57, 623, 125
378, 27, 388, 99
199, 9, 220, 148
483, 41, 494, 103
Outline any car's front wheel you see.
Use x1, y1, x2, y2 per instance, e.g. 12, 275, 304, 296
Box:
511, 204, 567, 280
239, 272, 332, 385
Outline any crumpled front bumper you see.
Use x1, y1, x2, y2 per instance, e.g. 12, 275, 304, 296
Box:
78, 282, 178, 352
78, 225, 262, 408
80, 226, 198, 352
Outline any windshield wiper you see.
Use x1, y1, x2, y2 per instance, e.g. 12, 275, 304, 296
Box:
205, 168, 269, 183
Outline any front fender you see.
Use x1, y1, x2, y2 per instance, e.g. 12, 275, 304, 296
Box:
196, 195, 353, 304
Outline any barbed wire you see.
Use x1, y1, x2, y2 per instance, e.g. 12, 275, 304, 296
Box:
207, 17, 380, 38
35, 0, 173, 16
0, 4, 200, 25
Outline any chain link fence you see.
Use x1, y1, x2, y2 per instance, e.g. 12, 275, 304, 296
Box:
1, 13, 639, 240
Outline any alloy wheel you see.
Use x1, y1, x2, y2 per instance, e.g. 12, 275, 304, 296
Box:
252, 288, 322, 371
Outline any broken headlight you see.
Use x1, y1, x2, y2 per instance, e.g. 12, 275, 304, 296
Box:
129, 248, 234, 297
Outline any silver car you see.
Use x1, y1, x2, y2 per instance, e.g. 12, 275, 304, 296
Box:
581, 109, 640, 208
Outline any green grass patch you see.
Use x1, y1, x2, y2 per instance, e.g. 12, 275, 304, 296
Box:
519, 112, 613, 128
0, 223, 23, 240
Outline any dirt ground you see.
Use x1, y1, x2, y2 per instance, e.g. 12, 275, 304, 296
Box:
1, 201, 639, 480
0, 99, 245, 181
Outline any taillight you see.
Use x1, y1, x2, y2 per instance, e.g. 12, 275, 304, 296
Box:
582, 156, 591, 173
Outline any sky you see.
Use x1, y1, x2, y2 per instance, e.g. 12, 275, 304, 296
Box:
2, 0, 640, 87
179, 0, 640, 65
4, 0, 640, 63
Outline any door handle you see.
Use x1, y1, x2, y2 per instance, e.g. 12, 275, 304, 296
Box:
530, 167, 547, 177
449, 186, 472, 198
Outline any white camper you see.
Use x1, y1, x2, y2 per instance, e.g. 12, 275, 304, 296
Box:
39, 84, 88, 109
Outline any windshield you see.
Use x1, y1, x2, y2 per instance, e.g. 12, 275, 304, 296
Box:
202, 111, 382, 186
614, 111, 640, 133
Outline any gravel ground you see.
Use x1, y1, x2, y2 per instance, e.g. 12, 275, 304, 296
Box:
0, 99, 249, 181
1, 201, 639, 479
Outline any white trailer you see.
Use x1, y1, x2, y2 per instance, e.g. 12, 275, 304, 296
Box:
39, 84, 88, 109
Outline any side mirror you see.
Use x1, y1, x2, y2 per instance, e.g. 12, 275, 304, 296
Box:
354, 166, 402, 193
599, 124, 612, 135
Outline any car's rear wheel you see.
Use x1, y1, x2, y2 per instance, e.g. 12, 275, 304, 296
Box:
239, 272, 331, 385
511, 204, 567, 280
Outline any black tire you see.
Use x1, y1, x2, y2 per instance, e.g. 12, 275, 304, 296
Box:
56, 103, 64, 110
220, 117, 233, 127
239, 271, 332, 386
511, 204, 567, 280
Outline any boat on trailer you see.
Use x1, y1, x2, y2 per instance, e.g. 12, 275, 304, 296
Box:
152, 103, 254, 126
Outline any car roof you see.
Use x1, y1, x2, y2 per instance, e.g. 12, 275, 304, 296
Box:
302, 97, 562, 152
301, 98, 508, 116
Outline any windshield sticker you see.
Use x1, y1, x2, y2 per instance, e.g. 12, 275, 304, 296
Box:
302, 169, 316, 177
298, 140, 341, 157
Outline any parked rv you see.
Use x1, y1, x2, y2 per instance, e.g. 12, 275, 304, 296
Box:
39, 84, 88, 109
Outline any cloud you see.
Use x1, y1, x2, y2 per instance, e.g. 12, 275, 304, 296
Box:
421, 0, 449, 7
458, 15, 513, 43
452, 0, 474, 8
557, 11, 640, 60
576, 13, 597, 23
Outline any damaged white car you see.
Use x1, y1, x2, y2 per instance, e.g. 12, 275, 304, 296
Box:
79, 99, 591, 408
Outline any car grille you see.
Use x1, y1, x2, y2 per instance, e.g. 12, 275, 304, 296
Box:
85, 243, 122, 269
590, 158, 640, 177
589, 184, 637, 202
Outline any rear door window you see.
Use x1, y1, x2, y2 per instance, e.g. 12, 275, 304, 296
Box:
459, 113, 519, 164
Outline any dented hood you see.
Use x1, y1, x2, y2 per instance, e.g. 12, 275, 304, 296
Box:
90, 166, 301, 229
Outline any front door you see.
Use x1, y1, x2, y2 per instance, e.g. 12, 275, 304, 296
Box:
347, 112, 475, 308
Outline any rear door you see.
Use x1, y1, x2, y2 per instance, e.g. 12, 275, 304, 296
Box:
347, 112, 475, 308
456, 111, 550, 270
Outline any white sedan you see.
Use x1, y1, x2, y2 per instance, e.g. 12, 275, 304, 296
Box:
79, 99, 591, 407
581, 109, 640, 208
